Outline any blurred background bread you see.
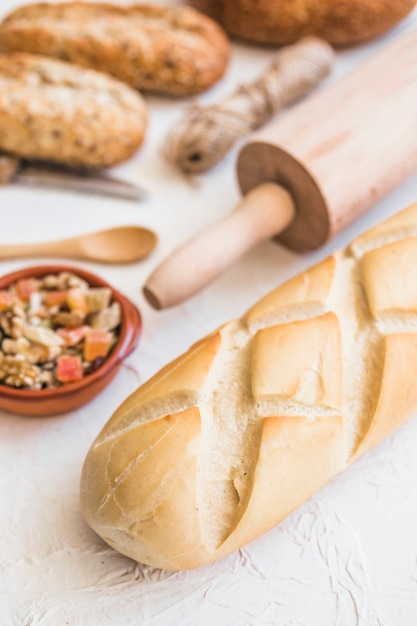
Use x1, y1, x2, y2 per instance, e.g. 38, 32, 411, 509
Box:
188, 0, 417, 47
0, 53, 147, 168
0, 2, 230, 96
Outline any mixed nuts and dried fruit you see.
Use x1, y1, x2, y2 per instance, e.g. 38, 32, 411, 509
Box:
0, 271, 121, 389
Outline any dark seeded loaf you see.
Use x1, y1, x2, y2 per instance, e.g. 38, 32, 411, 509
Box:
0, 53, 147, 168
189, 0, 417, 46
0, 2, 230, 96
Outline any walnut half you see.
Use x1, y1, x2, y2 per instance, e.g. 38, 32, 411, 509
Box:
0, 353, 42, 388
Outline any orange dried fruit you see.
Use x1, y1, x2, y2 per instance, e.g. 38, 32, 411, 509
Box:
44, 290, 68, 307
83, 329, 113, 362
66, 288, 88, 314
16, 278, 38, 302
0, 290, 17, 312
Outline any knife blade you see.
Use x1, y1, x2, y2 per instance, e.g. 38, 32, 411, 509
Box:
0, 155, 147, 202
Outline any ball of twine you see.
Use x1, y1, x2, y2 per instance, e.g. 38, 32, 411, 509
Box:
164, 37, 334, 174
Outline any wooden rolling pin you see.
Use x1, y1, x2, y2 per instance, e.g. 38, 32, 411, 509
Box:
144, 28, 417, 310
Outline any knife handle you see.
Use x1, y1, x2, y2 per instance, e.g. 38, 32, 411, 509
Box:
0, 155, 21, 184
143, 183, 295, 309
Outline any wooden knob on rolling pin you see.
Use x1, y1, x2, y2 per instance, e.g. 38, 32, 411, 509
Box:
144, 27, 417, 309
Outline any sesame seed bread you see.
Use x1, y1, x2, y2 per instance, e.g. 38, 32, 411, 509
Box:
0, 53, 147, 168
80, 201, 417, 571
189, 0, 417, 47
0, 2, 230, 97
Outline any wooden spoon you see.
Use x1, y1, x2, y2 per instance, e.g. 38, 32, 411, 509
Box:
0, 225, 157, 264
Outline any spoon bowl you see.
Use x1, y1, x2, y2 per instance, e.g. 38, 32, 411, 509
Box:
0, 225, 157, 264
76, 225, 158, 263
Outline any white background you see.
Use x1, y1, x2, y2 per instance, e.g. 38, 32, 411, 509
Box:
2, 2, 417, 624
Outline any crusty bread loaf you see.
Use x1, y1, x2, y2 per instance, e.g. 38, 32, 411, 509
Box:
189, 0, 417, 47
0, 2, 230, 97
81, 202, 417, 570
0, 52, 147, 168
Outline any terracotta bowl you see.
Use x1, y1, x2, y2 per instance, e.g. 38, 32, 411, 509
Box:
0, 264, 142, 417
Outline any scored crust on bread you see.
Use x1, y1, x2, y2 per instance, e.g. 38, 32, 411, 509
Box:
0, 2, 230, 97
0, 52, 147, 168
188, 0, 417, 47
81, 202, 417, 570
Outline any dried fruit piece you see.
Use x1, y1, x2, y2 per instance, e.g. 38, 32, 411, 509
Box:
85, 288, 112, 312
0, 290, 17, 312
91, 302, 121, 331
16, 278, 38, 302
56, 354, 84, 383
44, 290, 68, 307
83, 329, 113, 361
66, 288, 88, 315
57, 325, 89, 346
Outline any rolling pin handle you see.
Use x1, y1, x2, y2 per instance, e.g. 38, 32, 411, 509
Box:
143, 183, 296, 310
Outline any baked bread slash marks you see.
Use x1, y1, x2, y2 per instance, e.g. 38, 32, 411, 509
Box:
81, 202, 417, 569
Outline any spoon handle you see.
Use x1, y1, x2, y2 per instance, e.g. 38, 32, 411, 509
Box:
0, 238, 82, 260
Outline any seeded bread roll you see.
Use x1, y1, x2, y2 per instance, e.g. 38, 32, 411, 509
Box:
0, 2, 230, 97
81, 202, 417, 571
0, 53, 147, 168
189, 0, 417, 47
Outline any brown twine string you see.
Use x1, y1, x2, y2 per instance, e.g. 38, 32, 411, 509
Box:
164, 37, 334, 174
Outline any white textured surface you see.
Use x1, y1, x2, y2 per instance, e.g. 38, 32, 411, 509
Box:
2, 2, 417, 624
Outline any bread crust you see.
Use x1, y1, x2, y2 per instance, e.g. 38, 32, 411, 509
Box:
0, 2, 230, 96
0, 52, 147, 168
189, 0, 417, 47
81, 202, 417, 570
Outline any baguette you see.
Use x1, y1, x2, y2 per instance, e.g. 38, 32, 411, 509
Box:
0, 2, 230, 97
0, 53, 147, 168
81, 202, 417, 570
189, 0, 417, 47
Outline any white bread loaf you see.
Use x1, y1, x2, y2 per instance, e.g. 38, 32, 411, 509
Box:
81, 202, 417, 570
